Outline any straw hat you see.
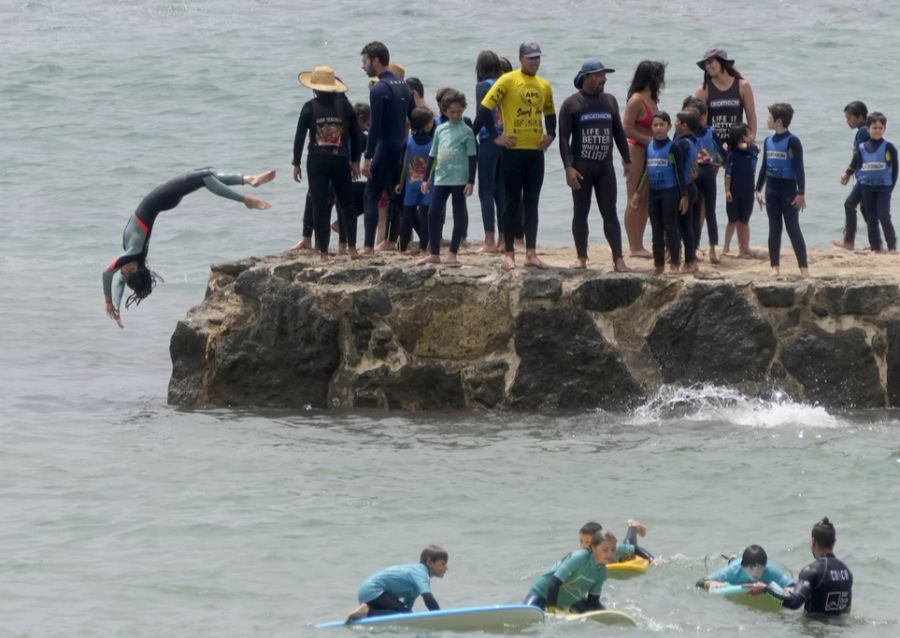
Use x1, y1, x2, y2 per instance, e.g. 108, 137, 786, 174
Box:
297, 66, 347, 93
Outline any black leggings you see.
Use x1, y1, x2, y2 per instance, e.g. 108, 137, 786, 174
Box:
429, 185, 468, 255
366, 591, 410, 616
862, 186, 896, 250
694, 165, 719, 246
843, 181, 865, 244
571, 160, 623, 260
307, 154, 355, 251
364, 148, 403, 247
478, 140, 504, 233
765, 180, 807, 268
501, 149, 544, 251
400, 204, 429, 252
649, 186, 692, 268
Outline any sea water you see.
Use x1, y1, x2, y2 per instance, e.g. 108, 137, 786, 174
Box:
2, 1, 899, 635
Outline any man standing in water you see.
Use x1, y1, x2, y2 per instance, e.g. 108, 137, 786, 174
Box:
748, 517, 853, 616
360, 41, 413, 254
558, 60, 631, 271
475, 41, 556, 270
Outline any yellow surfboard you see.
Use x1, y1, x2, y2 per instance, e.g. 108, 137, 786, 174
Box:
606, 556, 650, 579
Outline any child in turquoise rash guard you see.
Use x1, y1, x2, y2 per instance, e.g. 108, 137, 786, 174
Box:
697, 544, 794, 590
524, 529, 617, 613
344, 545, 449, 623
416, 89, 477, 266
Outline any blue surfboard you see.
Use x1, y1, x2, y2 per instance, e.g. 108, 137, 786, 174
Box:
316, 604, 544, 630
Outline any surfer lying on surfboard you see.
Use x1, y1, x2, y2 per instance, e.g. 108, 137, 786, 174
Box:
578, 519, 655, 562
697, 544, 794, 590
523, 529, 617, 613
344, 545, 448, 623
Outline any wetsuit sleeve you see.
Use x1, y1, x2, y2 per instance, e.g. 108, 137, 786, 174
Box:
671, 142, 687, 198
103, 265, 126, 309
725, 152, 736, 177
346, 98, 362, 163
546, 576, 563, 607
467, 130, 477, 184
557, 95, 576, 168
424, 156, 436, 182
544, 113, 557, 138
766, 564, 817, 610
398, 147, 409, 188
202, 174, 245, 203
789, 136, 805, 194
473, 105, 499, 140
366, 84, 387, 159
888, 142, 898, 189
421, 592, 440, 611
634, 545, 655, 561
756, 145, 768, 192
293, 102, 312, 166
610, 96, 631, 164
846, 147, 862, 175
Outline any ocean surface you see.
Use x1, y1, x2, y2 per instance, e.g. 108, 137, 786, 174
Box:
2, 0, 899, 635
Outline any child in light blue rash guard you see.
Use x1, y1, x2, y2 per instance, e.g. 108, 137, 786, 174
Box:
697, 544, 794, 589
344, 545, 449, 623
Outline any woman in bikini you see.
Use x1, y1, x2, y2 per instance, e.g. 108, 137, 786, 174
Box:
623, 61, 666, 258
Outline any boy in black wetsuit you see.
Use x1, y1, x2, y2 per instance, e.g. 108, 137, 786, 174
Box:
833, 101, 870, 251
748, 517, 852, 616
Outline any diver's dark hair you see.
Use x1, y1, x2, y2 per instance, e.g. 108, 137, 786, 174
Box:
409, 107, 434, 131
476, 50, 502, 82
867, 111, 887, 127
682, 95, 707, 116
124, 263, 162, 309
652, 111, 672, 126
579, 521, 602, 536
439, 88, 467, 112
677, 108, 701, 133
812, 517, 836, 548
741, 544, 768, 567
498, 56, 513, 74
406, 77, 425, 98
768, 102, 794, 128
420, 544, 449, 564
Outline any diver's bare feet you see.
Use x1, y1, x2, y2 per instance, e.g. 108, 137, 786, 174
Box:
683, 261, 699, 273
831, 239, 854, 251
291, 237, 311, 251
374, 240, 394, 252
245, 169, 276, 187
337, 243, 347, 256
445, 253, 459, 265
318, 252, 330, 262
708, 247, 720, 264
771, 266, 780, 277
799, 267, 810, 278
501, 253, 516, 271
653, 266, 664, 275
524, 252, 548, 269
478, 233, 496, 253
360, 247, 374, 256
243, 195, 271, 209
348, 248, 360, 260
417, 254, 440, 265
570, 257, 587, 269
614, 257, 631, 273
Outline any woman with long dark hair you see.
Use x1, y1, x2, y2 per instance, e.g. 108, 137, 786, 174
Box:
102, 168, 274, 328
623, 60, 666, 258
474, 50, 505, 252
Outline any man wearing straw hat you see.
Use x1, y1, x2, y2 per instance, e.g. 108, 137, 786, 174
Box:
293, 65, 363, 260
359, 41, 414, 254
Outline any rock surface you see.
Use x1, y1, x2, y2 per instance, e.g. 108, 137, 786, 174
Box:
168, 246, 900, 411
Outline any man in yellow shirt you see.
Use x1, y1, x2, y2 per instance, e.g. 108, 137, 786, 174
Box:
475, 41, 556, 270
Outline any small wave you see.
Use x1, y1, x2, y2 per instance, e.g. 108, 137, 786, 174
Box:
625, 384, 842, 429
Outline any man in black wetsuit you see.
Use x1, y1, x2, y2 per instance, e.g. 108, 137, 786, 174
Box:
359, 41, 413, 254
558, 60, 631, 272
748, 517, 853, 616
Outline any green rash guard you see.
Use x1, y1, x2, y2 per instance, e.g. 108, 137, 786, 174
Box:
529, 548, 609, 609
103, 169, 245, 309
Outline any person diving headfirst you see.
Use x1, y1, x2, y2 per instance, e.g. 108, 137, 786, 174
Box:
102, 167, 275, 328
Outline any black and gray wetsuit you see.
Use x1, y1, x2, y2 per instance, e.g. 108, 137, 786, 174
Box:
765, 553, 852, 615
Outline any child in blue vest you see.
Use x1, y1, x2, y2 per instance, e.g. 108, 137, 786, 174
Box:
724, 123, 759, 257
675, 109, 701, 272
416, 89, 477, 266
344, 545, 449, 622
844, 112, 898, 252
833, 101, 870, 251
631, 112, 690, 275
395, 107, 435, 254
755, 102, 808, 277
683, 96, 726, 263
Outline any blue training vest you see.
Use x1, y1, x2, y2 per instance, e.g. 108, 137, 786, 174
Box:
856, 142, 893, 187
696, 126, 721, 165
764, 134, 796, 180
646, 139, 678, 190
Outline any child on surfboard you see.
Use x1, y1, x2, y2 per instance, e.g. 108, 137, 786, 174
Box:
344, 545, 448, 623
578, 519, 655, 562
697, 544, 794, 590
523, 529, 617, 613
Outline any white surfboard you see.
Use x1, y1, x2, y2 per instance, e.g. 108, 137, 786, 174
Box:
316, 604, 544, 630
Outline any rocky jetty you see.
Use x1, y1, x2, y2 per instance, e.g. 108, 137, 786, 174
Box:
168, 246, 900, 411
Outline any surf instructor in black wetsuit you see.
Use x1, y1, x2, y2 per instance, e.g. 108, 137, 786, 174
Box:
558, 60, 631, 272
102, 167, 274, 328
747, 517, 853, 616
